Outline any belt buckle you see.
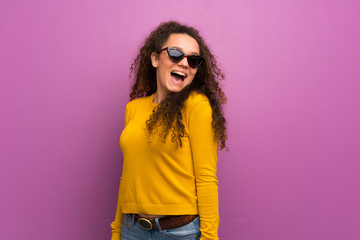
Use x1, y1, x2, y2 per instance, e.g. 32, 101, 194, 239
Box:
138, 217, 153, 230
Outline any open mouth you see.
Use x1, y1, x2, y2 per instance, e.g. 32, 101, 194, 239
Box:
171, 71, 187, 82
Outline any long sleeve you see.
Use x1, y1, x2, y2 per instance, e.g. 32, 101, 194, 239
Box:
110, 179, 123, 240
110, 104, 130, 240
188, 99, 219, 240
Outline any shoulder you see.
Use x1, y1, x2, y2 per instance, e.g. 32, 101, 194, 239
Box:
184, 91, 212, 116
125, 95, 153, 110
185, 91, 211, 110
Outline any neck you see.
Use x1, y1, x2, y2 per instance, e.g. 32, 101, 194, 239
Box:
153, 91, 168, 104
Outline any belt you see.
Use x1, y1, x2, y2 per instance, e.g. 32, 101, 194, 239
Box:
134, 214, 198, 231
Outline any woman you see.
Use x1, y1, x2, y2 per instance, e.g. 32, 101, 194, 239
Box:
111, 21, 227, 240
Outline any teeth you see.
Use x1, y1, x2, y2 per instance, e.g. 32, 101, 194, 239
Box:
172, 71, 186, 77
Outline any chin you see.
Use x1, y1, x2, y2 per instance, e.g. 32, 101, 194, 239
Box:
169, 89, 182, 93
165, 85, 183, 93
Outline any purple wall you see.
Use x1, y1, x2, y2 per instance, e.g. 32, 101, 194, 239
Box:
1, 0, 359, 239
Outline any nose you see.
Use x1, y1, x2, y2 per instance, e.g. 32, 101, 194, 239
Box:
177, 57, 189, 68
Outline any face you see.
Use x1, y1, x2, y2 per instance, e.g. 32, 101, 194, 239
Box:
151, 33, 200, 100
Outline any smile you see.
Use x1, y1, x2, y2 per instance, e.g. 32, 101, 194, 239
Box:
171, 71, 187, 81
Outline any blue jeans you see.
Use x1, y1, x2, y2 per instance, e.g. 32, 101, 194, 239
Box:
121, 214, 201, 240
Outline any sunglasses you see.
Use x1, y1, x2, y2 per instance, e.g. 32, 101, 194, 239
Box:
157, 47, 204, 68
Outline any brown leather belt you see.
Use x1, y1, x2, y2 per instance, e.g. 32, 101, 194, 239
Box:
134, 214, 198, 231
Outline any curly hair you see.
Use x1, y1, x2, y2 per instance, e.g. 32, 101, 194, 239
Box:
129, 21, 228, 150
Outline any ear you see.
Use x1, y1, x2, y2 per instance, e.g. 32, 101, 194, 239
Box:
151, 52, 159, 68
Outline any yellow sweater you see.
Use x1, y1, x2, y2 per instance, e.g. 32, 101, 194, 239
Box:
111, 92, 219, 240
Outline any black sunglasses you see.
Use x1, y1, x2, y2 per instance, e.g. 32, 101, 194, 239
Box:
157, 47, 204, 68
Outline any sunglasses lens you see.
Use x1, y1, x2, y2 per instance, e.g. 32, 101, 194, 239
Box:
166, 48, 204, 68
168, 49, 185, 62
187, 56, 204, 68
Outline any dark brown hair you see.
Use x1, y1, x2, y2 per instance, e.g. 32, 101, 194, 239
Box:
129, 21, 228, 150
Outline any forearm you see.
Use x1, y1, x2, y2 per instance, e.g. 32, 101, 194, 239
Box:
196, 175, 219, 240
